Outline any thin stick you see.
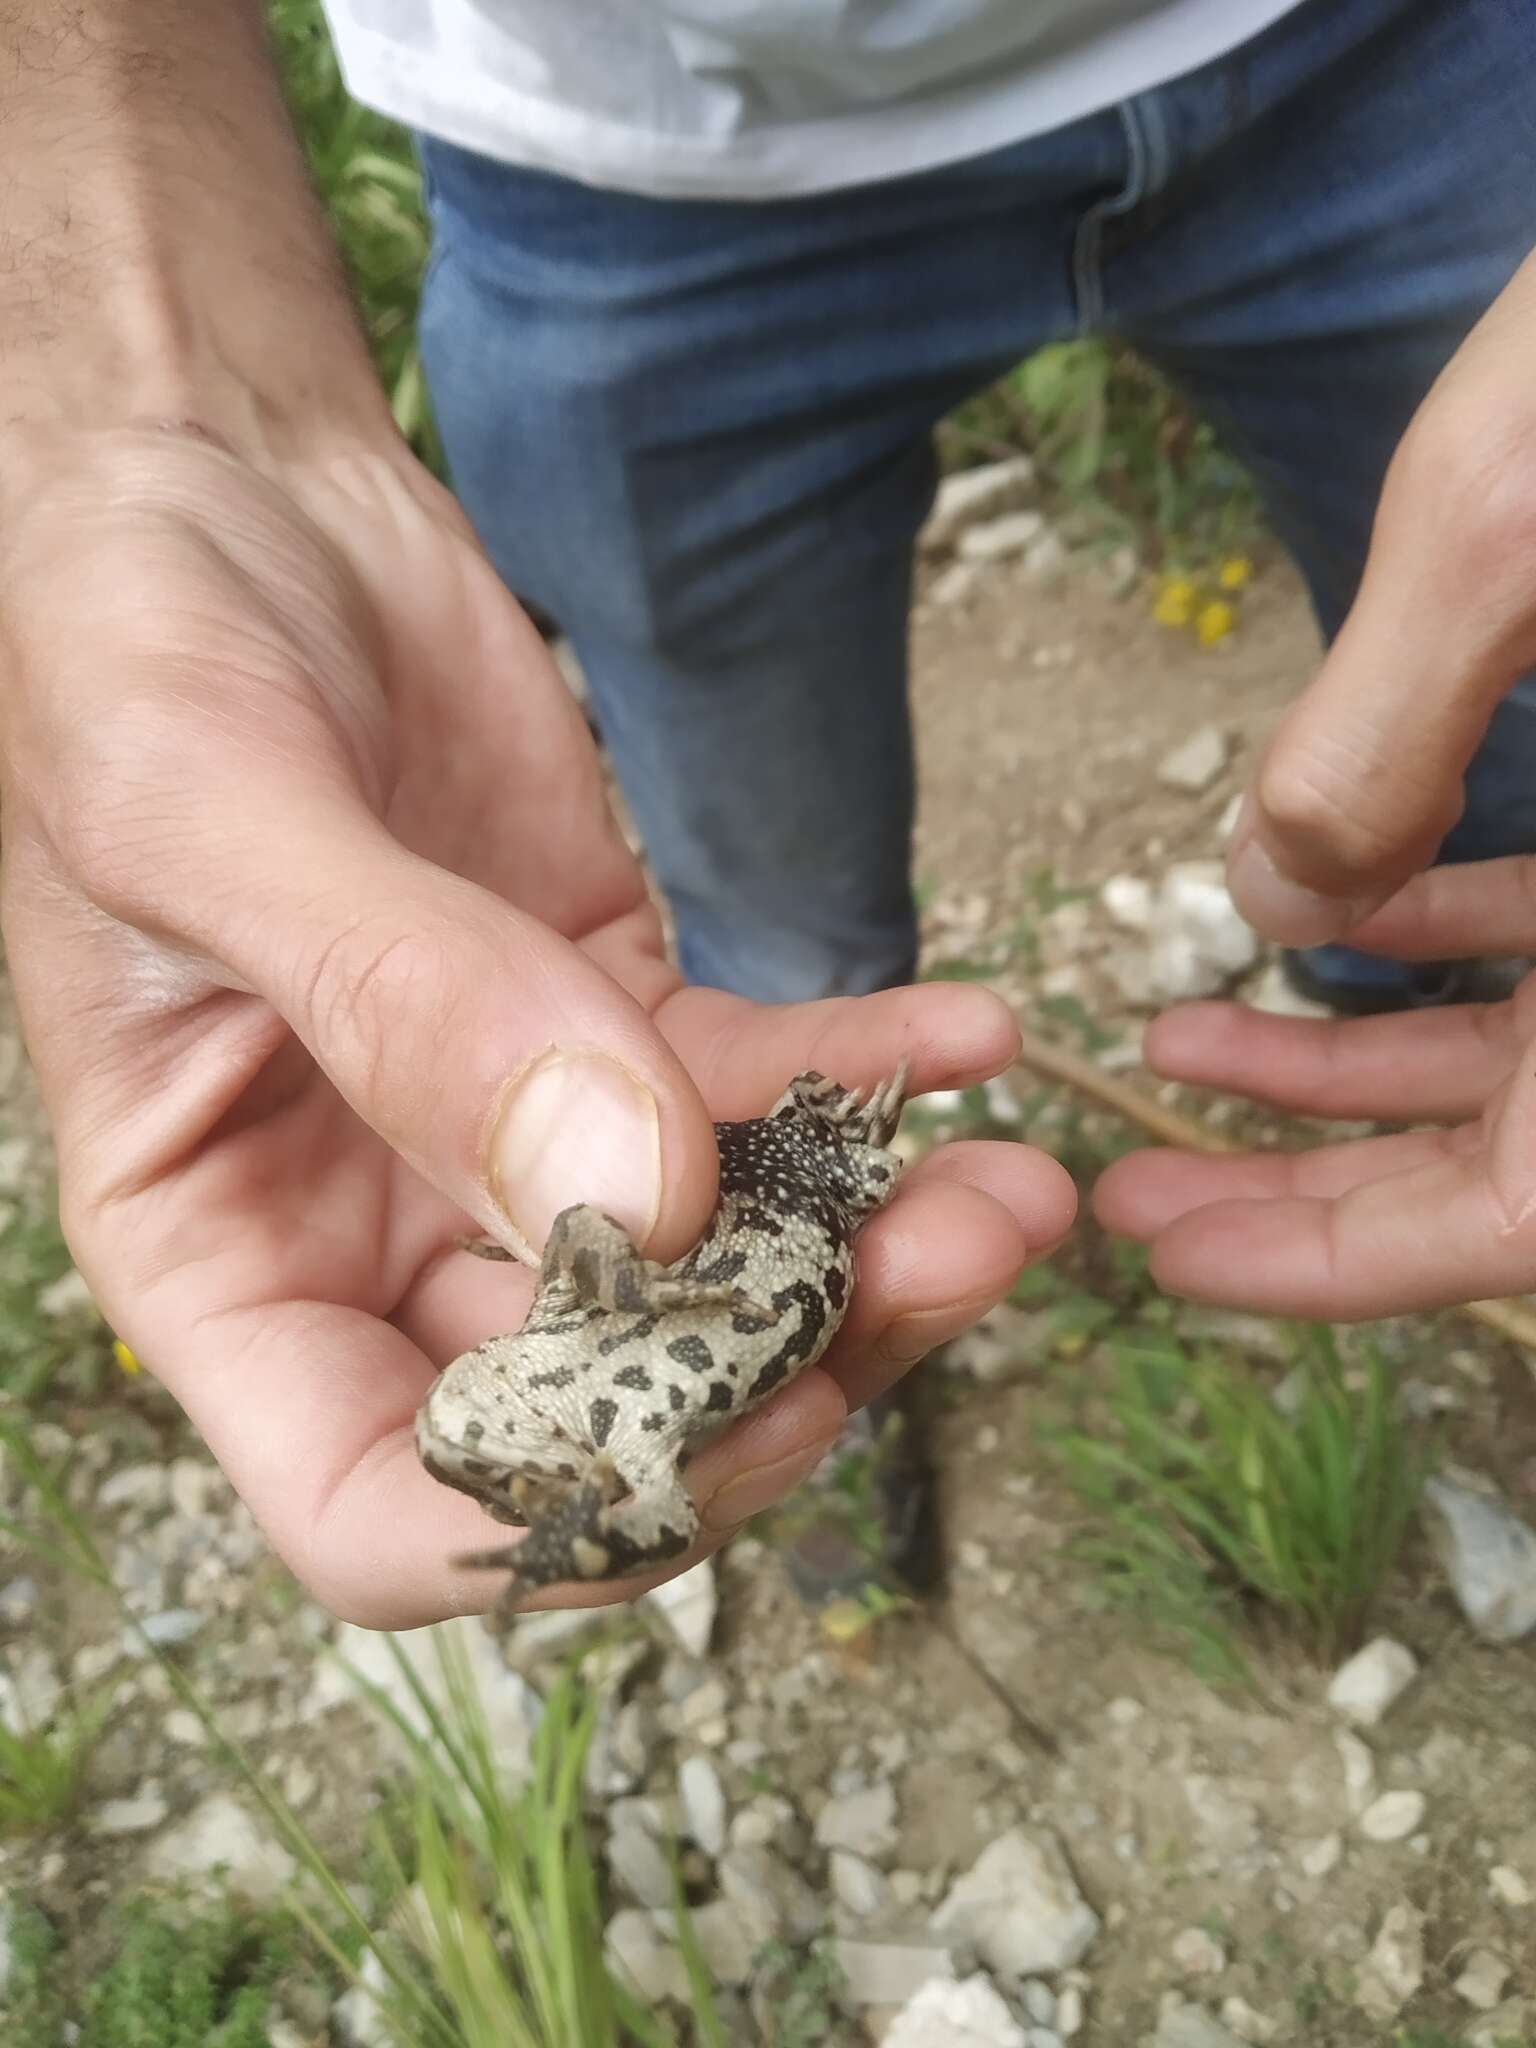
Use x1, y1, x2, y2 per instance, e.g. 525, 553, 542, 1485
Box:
1011, 1023, 1536, 1358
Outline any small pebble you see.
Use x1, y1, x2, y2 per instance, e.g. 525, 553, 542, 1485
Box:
1358, 1791, 1426, 1843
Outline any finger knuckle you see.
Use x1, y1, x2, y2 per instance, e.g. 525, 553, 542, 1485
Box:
302, 920, 462, 1103
1254, 750, 1404, 879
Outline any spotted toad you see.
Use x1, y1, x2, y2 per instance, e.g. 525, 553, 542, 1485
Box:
417, 1063, 907, 1609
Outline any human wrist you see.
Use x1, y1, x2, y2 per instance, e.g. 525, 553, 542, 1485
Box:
0, 0, 393, 467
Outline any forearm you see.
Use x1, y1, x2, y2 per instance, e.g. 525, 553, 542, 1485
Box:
0, 0, 389, 451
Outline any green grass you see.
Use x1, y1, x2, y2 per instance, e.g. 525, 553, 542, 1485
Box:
0, 1896, 310, 2048
1049, 1326, 1432, 1683
0, 1195, 112, 1404
1, 1410, 724, 2046
268, 0, 440, 467
0, 1677, 114, 1835
354, 1637, 704, 2047
940, 336, 1262, 575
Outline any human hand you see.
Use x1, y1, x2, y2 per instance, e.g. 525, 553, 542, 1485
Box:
1221, 245, 1536, 947
1093, 866, 1536, 1316
2, 426, 1075, 1626
1096, 248, 1536, 1318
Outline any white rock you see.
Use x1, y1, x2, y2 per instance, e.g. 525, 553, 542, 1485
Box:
1467, 1999, 1536, 2046
93, 1782, 169, 1835
688, 1899, 758, 1988
1157, 726, 1229, 794
679, 1754, 727, 1859
333, 1949, 392, 2048
320, 1619, 541, 1772
833, 1936, 957, 2007
922, 458, 1039, 553
1455, 1948, 1511, 2011
0, 1578, 37, 1626
1245, 959, 1333, 1019
931, 1828, 1099, 1976
1334, 1731, 1376, 1817
931, 561, 983, 607
884, 1973, 1028, 2047
605, 1909, 689, 2005
1183, 1774, 1261, 1854
814, 1781, 898, 1860
1148, 863, 1260, 1002
830, 1849, 891, 1920
644, 1559, 717, 1657
504, 1606, 614, 1671
1218, 1997, 1278, 2044
1171, 1927, 1227, 1976
1353, 1902, 1424, 2020
1489, 1864, 1533, 1906
1358, 1791, 1426, 1843
1327, 1637, 1418, 1726
1298, 1833, 1343, 1879
146, 1793, 295, 1900
1055, 1986, 1085, 2037
1021, 529, 1069, 581
37, 1267, 96, 1318
136, 1608, 205, 1650
0, 1646, 62, 1731
718, 1844, 824, 1946
1154, 2003, 1245, 2048
1021, 1981, 1056, 2024
607, 1810, 674, 1910
166, 1457, 227, 1520
958, 509, 1047, 564
1423, 1476, 1536, 1641
1100, 875, 1154, 932
98, 1464, 171, 1513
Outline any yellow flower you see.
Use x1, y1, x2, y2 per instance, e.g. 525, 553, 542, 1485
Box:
1152, 577, 1197, 627
1195, 599, 1236, 647
818, 1597, 874, 1646
112, 1339, 143, 1377
1217, 555, 1252, 590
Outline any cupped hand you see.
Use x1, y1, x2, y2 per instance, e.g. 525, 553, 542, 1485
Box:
1222, 246, 1536, 946
0, 425, 1074, 1626
1095, 861, 1536, 1318
1097, 248, 1536, 1323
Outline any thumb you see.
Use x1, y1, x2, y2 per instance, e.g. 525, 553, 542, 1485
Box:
1227, 255, 1536, 945
210, 796, 719, 1261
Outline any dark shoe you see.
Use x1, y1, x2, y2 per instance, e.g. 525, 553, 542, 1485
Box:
1281, 945, 1528, 1018
774, 1377, 944, 1610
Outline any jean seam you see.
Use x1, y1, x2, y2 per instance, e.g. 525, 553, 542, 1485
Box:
1072, 99, 1149, 331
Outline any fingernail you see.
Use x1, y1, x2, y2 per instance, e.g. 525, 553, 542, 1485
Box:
490, 1048, 661, 1257
1226, 837, 1360, 947
876, 1303, 983, 1366
701, 1436, 839, 1533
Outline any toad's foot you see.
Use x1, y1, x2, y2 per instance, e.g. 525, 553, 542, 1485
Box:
455, 1458, 700, 1615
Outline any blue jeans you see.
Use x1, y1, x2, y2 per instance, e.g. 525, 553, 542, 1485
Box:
417, 0, 1536, 1005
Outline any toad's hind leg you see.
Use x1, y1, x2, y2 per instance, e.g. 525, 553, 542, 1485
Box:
455, 1460, 699, 1616
541, 1204, 780, 1327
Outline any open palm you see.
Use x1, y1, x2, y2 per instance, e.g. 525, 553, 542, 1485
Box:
1, 429, 1073, 1625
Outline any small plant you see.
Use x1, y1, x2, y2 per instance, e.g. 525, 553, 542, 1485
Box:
939, 337, 1261, 578
1050, 1326, 1432, 1682
750, 1940, 847, 2048
0, 1195, 112, 1404
0, 1677, 114, 1835
351, 1636, 715, 2047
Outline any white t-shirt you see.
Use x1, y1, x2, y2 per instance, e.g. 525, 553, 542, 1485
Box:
322, 1, 1304, 201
